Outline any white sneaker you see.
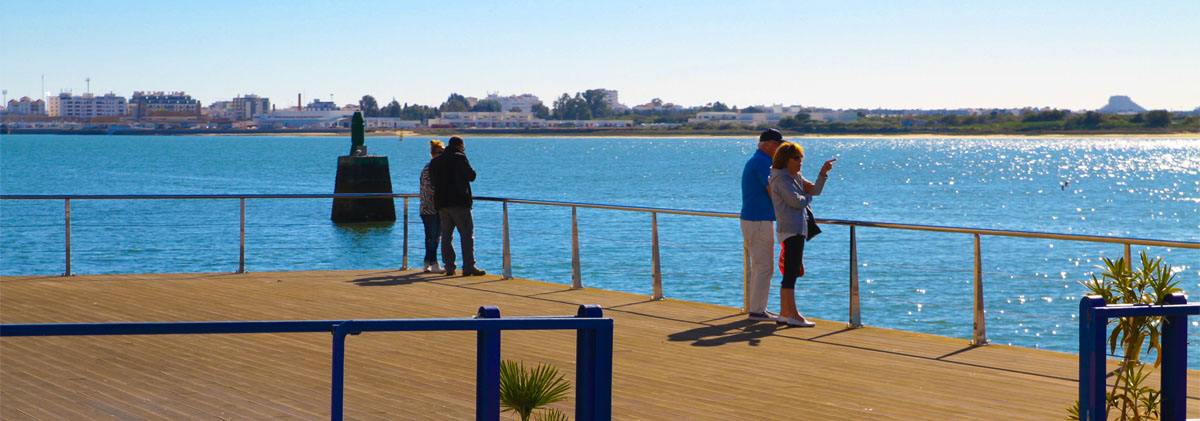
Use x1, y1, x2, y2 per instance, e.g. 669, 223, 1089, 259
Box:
430, 263, 443, 272
777, 316, 816, 328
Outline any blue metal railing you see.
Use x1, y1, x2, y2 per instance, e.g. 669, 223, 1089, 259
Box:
1078, 293, 1200, 420
0, 304, 614, 421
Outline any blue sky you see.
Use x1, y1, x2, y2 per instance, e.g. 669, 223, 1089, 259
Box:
2, 0, 1197, 110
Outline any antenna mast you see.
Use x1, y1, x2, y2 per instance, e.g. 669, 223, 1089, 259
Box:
85, 77, 91, 94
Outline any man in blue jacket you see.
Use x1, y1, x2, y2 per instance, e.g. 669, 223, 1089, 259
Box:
741, 128, 783, 321
429, 136, 486, 276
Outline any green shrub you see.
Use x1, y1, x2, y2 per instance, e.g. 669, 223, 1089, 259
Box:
1068, 252, 1182, 420
500, 360, 572, 421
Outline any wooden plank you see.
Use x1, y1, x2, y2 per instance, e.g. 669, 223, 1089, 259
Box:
3, 270, 1199, 419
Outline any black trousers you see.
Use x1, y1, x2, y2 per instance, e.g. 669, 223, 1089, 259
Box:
779, 234, 805, 289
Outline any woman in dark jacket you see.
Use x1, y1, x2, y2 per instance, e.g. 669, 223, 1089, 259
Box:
418, 140, 445, 272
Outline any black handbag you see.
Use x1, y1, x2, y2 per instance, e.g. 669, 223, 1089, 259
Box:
805, 206, 821, 241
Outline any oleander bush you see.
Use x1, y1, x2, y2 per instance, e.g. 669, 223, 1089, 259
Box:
1067, 251, 1182, 421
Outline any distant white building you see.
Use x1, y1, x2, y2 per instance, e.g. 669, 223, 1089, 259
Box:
548, 119, 632, 128
127, 91, 200, 119
689, 112, 776, 125
256, 110, 354, 129
5, 97, 46, 115
632, 101, 683, 112
47, 93, 127, 118
207, 95, 271, 120
305, 99, 339, 111
364, 117, 420, 129
428, 111, 546, 128
689, 106, 857, 125
205, 101, 235, 119
689, 105, 804, 126
689, 112, 740, 122
595, 89, 626, 111
484, 93, 543, 113
231, 95, 270, 120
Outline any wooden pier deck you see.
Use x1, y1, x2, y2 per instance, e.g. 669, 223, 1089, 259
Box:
3, 269, 1198, 420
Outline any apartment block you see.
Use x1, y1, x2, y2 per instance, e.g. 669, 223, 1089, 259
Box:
128, 91, 200, 119
46, 93, 127, 118
231, 94, 270, 120
5, 97, 46, 115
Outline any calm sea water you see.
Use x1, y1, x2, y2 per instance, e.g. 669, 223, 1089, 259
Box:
2, 134, 1199, 364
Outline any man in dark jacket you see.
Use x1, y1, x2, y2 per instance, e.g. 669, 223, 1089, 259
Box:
428, 136, 485, 276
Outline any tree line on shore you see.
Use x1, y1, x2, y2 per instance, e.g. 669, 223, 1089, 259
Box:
352, 92, 1198, 134
765, 109, 1195, 134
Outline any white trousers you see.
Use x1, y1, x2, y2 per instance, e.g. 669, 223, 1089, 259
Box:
740, 219, 775, 314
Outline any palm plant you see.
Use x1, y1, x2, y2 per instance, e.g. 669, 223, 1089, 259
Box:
1068, 252, 1181, 420
532, 407, 571, 421
499, 360, 572, 421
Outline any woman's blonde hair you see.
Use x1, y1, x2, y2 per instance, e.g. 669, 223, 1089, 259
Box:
430, 139, 445, 155
771, 142, 803, 169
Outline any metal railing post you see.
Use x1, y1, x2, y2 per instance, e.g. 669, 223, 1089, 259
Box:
1078, 295, 1107, 420
651, 212, 663, 300
238, 198, 246, 273
63, 198, 72, 276
571, 206, 582, 289
1124, 242, 1131, 271
972, 233, 987, 346
476, 306, 501, 421
330, 322, 350, 421
849, 225, 862, 328
1161, 293, 1188, 420
576, 304, 611, 421
502, 201, 512, 279
401, 197, 409, 270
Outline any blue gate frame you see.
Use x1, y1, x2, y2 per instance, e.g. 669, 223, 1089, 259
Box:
0, 304, 614, 420
1078, 293, 1199, 420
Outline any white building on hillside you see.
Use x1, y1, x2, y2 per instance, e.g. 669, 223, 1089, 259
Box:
485, 93, 543, 113
47, 93, 127, 118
